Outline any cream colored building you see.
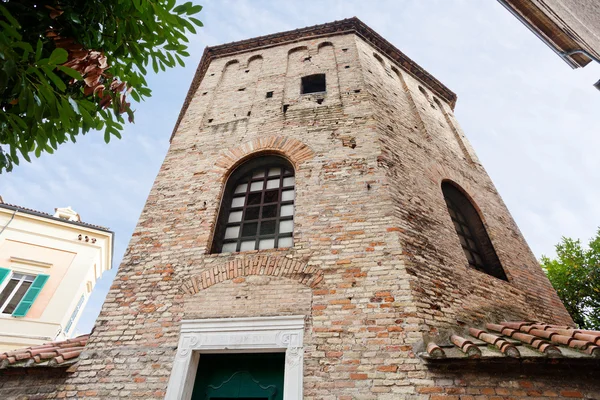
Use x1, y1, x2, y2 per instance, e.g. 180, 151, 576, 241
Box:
0, 202, 113, 351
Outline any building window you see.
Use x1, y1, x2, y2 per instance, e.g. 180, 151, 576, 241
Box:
301, 74, 326, 94
0, 269, 50, 317
212, 156, 295, 253
65, 294, 85, 334
441, 182, 508, 281
0, 273, 35, 314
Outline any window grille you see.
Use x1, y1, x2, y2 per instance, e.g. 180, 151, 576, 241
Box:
442, 182, 508, 281
213, 157, 295, 253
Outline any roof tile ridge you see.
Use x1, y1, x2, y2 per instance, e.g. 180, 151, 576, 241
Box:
450, 334, 481, 358
426, 342, 446, 358
469, 327, 520, 358
522, 325, 596, 351
488, 323, 562, 357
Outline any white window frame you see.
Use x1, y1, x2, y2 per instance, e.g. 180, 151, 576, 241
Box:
0, 272, 36, 314
65, 293, 85, 334
165, 315, 305, 400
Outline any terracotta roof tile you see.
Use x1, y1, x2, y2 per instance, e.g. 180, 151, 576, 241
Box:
451, 334, 481, 358
426, 342, 446, 358
0, 334, 89, 369
420, 322, 600, 362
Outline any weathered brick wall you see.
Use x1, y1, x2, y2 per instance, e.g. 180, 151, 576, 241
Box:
3, 29, 595, 399
354, 36, 572, 331
54, 33, 422, 399
423, 363, 600, 399
0, 368, 71, 399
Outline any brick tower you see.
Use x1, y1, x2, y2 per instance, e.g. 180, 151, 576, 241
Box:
11, 17, 596, 400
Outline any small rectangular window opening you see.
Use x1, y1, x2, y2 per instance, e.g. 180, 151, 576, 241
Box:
266, 91, 273, 98
301, 74, 326, 94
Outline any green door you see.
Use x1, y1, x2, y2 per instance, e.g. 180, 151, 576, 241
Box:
191, 353, 285, 400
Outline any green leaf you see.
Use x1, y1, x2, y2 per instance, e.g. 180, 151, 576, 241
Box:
175, 53, 185, 67
0, 0, 201, 173
0, 21, 22, 40
58, 66, 83, 81
14, 41, 34, 53
0, 5, 21, 28
173, 3, 190, 14
35, 39, 43, 62
68, 12, 82, 24
48, 48, 69, 65
3, 59, 16, 76
180, 18, 196, 34
42, 67, 67, 91
188, 4, 202, 14
129, 89, 140, 102
189, 17, 203, 27
0, 71, 8, 93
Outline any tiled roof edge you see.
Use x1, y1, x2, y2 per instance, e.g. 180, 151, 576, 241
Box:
0, 203, 112, 233
0, 334, 89, 370
420, 321, 600, 363
169, 17, 458, 142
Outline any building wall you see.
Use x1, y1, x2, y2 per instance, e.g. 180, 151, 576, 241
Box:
537, 0, 600, 57
13, 30, 592, 399
0, 208, 112, 350
424, 363, 600, 399
501, 0, 600, 67
354, 37, 573, 333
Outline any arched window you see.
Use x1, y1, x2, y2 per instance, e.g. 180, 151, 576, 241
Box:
212, 156, 295, 253
441, 182, 507, 281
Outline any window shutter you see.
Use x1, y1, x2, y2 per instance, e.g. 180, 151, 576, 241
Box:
0, 267, 10, 286
12, 274, 49, 317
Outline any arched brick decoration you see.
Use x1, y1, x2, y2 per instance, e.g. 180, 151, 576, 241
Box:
212, 136, 314, 179
425, 163, 477, 199
182, 255, 324, 295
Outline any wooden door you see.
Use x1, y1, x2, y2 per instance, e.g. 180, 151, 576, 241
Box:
191, 353, 285, 400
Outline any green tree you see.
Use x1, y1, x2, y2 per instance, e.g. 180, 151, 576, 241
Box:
0, 0, 203, 172
541, 229, 600, 330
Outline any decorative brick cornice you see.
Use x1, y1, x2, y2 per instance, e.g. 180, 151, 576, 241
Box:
212, 136, 314, 179
182, 255, 324, 295
170, 17, 457, 142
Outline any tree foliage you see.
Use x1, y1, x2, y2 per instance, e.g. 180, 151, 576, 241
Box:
541, 229, 600, 330
0, 0, 203, 172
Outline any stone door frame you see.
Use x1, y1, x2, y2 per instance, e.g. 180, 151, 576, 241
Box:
165, 315, 305, 400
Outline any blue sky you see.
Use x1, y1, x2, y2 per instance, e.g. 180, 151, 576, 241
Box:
1, 0, 599, 335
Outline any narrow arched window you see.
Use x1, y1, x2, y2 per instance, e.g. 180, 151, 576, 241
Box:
212, 156, 295, 253
441, 182, 507, 281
